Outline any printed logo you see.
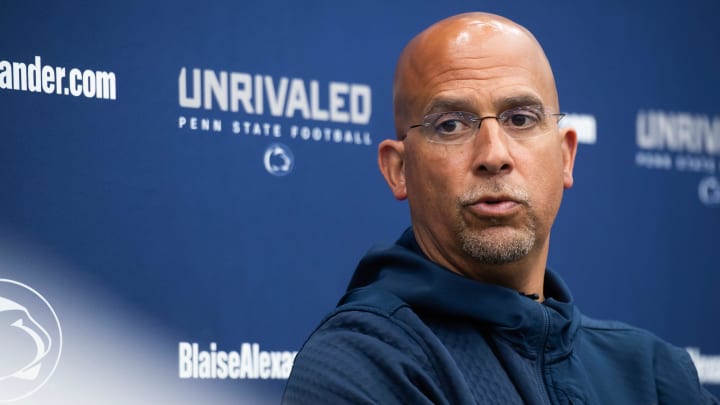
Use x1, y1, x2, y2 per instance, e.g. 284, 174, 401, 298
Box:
178, 342, 297, 380
176, 66, 374, 176
687, 347, 720, 384
635, 110, 720, 206
561, 113, 597, 145
264, 143, 294, 176
0, 56, 117, 100
0, 279, 62, 403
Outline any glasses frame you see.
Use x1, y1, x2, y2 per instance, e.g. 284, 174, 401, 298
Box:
406, 105, 566, 145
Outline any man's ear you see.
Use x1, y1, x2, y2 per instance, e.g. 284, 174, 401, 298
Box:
378, 139, 408, 200
560, 127, 578, 189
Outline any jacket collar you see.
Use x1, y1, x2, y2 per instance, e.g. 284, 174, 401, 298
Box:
346, 227, 580, 359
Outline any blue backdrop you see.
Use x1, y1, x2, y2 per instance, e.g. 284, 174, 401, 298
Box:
1, 1, 718, 403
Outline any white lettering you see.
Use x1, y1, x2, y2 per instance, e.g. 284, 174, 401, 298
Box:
82, 69, 96, 98
561, 113, 597, 144
178, 342, 193, 378
270, 352, 284, 378
329, 82, 349, 123
698, 177, 720, 206
177, 116, 222, 132
228, 351, 240, 378
176, 68, 372, 125
198, 350, 210, 378
216, 348, 228, 379
230, 72, 253, 113
700, 117, 720, 155
69, 69, 83, 96
27, 56, 41, 92
55, 67, 65, 95
41, 65, 55, 94
265, 76, 289, 116
687, 347, 720, 384
285, 78, 310, 119
204, 70, 228, 111
179, 68, 201, 108
0, 56, 115, 100
637, 111, 720, 156
635, 151, 673, 170
675, 155, 716, 173
94, 70, 116, 100
0, 61, 10, 89
254, 74, 264, 114
239, 343, 254, 378
282, 352, 296, 377
178, 341, 297, 380
12, 61, 27, 91
350, 84, 372, 124
310, 80, 329, 121
259, 351, 271, 379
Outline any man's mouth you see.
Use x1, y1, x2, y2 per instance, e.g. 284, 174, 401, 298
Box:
467, 196, 521, 217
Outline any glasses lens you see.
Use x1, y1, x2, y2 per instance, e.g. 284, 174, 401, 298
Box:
499, 106, 555, 138
428, 112, 477, 144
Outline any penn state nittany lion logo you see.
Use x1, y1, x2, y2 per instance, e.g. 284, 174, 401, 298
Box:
0, 279, 62, 403
263, 143, 294, 176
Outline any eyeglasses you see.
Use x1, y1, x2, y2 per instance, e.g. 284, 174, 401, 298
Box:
406, 105, 566, 145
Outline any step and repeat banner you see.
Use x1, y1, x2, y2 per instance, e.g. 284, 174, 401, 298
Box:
1, 1, 719, 403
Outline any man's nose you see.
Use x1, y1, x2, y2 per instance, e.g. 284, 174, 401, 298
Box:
471, 118, 514, 175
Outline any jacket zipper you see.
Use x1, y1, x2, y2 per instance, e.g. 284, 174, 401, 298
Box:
535, 305, 551, 404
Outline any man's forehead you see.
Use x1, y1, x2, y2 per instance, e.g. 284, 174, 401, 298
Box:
393, 12, 558, 134
403, 34, 555, 111
397, 15, 551, 91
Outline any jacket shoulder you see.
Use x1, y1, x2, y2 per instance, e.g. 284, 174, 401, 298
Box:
283, 287, 462, 404
578, 315, 717, 403
578, 314, 691, 365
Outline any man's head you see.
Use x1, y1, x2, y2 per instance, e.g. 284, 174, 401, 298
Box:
378, 12, 578, 292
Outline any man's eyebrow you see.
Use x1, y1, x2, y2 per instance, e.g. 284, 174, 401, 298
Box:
424, 94, 547, 116
494, 95, 545, 111
424, 98, 476, 115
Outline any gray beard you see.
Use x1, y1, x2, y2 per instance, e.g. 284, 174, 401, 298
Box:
457, 221, 536, 264
455, 182, 536, 264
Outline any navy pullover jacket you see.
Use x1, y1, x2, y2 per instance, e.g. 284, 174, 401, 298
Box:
283, 228, 717, 404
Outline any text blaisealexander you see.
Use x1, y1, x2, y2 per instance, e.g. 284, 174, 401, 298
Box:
178, 342, 297, 380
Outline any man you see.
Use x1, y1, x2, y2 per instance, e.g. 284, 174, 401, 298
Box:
283, 12, 717, 404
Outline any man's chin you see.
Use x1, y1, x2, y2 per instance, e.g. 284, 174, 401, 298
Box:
457, 228, 534, 265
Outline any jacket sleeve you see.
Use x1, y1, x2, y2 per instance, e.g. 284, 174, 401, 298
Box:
281, 309, 449, 405
653, 341, 719, 404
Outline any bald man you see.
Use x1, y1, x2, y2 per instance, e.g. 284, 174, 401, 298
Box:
283, 12, 717, 404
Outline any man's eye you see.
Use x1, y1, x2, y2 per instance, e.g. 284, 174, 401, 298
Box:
433, 114, 472, 134
436, 119, 464, 133
506, 113, 539, 128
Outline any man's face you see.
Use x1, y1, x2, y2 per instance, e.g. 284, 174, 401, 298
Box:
381, 18, 577, 279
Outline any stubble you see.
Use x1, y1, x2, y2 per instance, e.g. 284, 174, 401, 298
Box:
455, 182, 537, 264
